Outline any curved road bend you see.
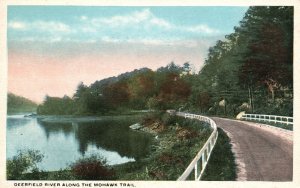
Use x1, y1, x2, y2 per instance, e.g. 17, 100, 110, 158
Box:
211, 117, 293, 181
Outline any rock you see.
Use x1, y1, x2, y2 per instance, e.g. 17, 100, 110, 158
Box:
239, 102, 250, 111
129, 123, 142, 130
236, 111, 246, 120
166, 109, 176, 115
24, 113, 37, 118
219, 99, 226, 107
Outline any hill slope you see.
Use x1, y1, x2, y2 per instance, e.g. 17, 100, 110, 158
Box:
7, 93, 38, 114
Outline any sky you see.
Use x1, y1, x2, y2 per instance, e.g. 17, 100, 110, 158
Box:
8, 6, 248, 103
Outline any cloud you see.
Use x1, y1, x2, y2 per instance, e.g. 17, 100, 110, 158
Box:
101, 36, 121, 43
83, 9, 171, 30
186, 24, 219, 34
8, 9, 220, 45
100, 36, 199, 48
8, 21, 27, 30
79, 9, 218, 34
34, 21, 71, 33
8, 20, 72, 33
80, 16, 88, 21
149, 17, 172, 29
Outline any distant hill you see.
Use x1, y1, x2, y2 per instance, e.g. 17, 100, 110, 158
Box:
7, 93, 38, 114
90, 67, 152, 92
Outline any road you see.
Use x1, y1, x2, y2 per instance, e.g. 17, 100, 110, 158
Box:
211, 117, 293, 181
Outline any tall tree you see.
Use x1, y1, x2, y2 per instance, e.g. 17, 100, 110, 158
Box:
238, 6, 293, 101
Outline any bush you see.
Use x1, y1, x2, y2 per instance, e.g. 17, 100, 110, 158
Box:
161, 113, 177, 125
46, 169, 75, 180
7, 150, 44, 180
70, 155, 116, 180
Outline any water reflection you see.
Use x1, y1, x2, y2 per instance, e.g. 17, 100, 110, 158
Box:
7, 117, 32, 130
7, 115, 154, 171
36, 120, 74, 139
37, 118, 153, 160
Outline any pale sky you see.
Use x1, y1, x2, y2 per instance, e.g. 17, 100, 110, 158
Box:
8, 6, 248, 103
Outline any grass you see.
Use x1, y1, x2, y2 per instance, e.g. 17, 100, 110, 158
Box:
201, 128, 237, 181
242, 119, 293, 130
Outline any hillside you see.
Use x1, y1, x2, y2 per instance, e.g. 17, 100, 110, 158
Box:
7, 93, 38, 114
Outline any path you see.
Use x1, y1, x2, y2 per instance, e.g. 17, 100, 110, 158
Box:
211, 117, 293, 181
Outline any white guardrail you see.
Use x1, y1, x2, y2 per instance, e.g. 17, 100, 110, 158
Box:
170, 111, 218, 181
241, 113, 293, 125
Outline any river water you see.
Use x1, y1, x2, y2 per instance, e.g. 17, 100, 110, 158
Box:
6, 114, 154, 171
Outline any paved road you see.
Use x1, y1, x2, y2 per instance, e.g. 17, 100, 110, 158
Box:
212, 117, 293, 181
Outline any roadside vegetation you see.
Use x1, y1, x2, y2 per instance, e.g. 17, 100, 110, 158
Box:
242, 119, 293, 131
115, 112, 212, 180
201, 128, 237, 180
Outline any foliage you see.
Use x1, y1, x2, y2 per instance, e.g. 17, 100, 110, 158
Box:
189, 6, 293, 117
46, 169, 75, 180
70, 155, 116, 180
201, 128, 237, 181
7, 150, 44, 180
37, 95, 75, 115
37, 62, 191, 115
7, 93, 38, 114
116, 114, 212, 180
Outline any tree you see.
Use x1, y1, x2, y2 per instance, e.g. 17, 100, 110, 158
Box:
7, 93, 38, 114
238, 6, 293, 101
102, 81, 130, 109
158, 73, 191, 108
189, 6, 293, 116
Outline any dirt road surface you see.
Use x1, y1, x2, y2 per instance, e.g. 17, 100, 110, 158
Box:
212, 117, 293, 181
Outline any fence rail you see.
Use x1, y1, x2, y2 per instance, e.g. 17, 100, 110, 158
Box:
170, 111, 218, 181
241, 113, 293, 125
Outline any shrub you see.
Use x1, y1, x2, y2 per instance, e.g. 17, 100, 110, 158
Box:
7, 150, 44, 180
47, 169, 75, 180
70, 155, 115, 180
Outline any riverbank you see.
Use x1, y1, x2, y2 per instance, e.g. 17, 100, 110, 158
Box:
33, 113, 145, 123
13, 112, 213, 180
114, 113, 213, 180
9, 112, 237, 180
115, 114, 237, 180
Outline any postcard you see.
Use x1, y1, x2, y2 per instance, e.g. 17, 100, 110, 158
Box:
0, 1, 299, 188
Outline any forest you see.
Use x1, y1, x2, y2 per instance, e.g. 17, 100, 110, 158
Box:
7, 93, 38, 114
37, 6, 293, 117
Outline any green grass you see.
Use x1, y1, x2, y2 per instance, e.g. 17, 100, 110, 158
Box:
201, 128, 237, 181
243, 119, 293, 130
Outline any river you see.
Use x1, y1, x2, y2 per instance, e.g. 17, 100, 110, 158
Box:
6, 114, 154, 171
